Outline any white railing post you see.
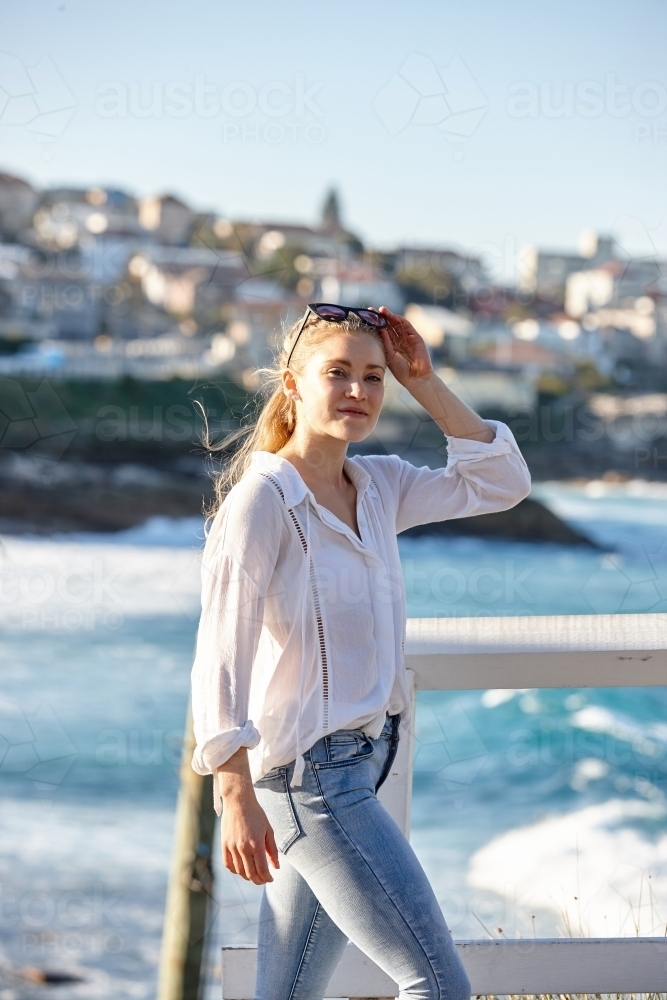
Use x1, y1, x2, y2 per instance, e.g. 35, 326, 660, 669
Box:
377, 668, 415, 838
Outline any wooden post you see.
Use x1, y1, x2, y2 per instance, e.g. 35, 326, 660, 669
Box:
158, 698, 216, 1000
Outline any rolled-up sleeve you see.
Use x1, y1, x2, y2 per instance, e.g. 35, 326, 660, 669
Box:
190, 477, 282, 783
395, 419, 531, 533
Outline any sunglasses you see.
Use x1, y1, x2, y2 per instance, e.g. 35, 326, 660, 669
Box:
286, 303, 388, 368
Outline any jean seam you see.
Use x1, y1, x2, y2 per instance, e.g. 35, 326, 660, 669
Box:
313, 748, 375, 770
375, 715, 401, 792
254, 765, 287, 784
375, 735, 399, 793
286, 900, 325, 1000
311, 766, 444, 995
279, 768, 302, 853
254, 768, 301, 853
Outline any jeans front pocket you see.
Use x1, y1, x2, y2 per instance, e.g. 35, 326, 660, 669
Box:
253, 767, 301, 854
313, 729, 375, 768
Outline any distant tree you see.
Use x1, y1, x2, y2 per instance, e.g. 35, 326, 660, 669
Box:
395, 263, 457, 308
321, 187, 341, 230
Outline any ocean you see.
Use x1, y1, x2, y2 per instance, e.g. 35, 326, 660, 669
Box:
0, 479, 666, 998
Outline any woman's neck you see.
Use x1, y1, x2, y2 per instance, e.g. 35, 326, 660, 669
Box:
277, 431, 350, 490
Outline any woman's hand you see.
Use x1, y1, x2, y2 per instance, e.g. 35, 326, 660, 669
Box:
221, 792, 280, 885
376, 305, 494, 442
216, 748, 279, 885
377, 306, 434, 387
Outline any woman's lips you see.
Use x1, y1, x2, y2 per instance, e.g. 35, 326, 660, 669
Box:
339, 407, 368, 417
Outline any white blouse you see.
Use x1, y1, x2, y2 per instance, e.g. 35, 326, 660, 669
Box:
190, 419, 531, 814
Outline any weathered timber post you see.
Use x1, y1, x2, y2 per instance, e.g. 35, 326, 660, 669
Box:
158, 698, 216, 1000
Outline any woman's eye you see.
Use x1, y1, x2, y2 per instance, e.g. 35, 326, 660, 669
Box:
326, 369, 383, 381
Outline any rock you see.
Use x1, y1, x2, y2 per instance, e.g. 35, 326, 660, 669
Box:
21, 966, 84, 983
0, 456, 211, 534
0, 456, 595, 547
401, 497, 597, 546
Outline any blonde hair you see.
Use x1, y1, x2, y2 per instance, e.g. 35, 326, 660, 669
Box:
205, 310, 385, 514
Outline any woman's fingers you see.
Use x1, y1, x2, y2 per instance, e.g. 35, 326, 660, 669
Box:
265, 825, 280, 870
377, 305, 434, 381
222, 844, 237, 876
225, 841, 275, 884
245, 841, 273, 884
220, 802, 277, 884
379, 306, 421, 345
229, 846, 250, 881
379, 326, 398, 358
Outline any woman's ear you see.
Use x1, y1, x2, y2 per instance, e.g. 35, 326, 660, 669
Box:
282, 368, 299, 400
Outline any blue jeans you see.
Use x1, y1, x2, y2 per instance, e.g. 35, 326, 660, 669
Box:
252, 713, 471, 1000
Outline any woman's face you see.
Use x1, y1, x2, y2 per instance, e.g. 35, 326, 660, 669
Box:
290, 330, 386, 443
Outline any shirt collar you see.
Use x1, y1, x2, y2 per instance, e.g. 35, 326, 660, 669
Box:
249, 451, 372, 508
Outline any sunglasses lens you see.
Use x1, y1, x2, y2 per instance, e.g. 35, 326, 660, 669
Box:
314, 304, 348, 321
357, 309, 386, 328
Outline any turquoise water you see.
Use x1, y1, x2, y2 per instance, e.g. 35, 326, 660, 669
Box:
0, 481, 666, 997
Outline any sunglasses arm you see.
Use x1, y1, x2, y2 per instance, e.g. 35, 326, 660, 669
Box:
285, 307, 313, 368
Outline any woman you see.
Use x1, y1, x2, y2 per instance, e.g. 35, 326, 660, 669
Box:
191, 304, 531, 1000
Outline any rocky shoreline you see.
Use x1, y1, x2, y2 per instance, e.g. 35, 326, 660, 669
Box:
401, 496, 595, 546
0, 456, 210, 535
0, 454, 596, 546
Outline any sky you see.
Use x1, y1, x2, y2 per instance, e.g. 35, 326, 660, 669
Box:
1, 0, 667, 281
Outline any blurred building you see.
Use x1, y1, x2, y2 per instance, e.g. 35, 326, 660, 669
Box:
311, 260, 404, 312
137, 194, 198, 246
0, 172, 39, 240
404, 303, 474, 362
31, 185, 144, 248
584, 392, 667, 455
564, 257, 667, 379
1, 169, 666, 403
220, 298, 304, 376
129, 246, 248, 319
393, 245, 490, 300
519, 230, 618, 307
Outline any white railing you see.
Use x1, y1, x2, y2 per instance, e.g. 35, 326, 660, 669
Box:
222, 613, 667, 998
